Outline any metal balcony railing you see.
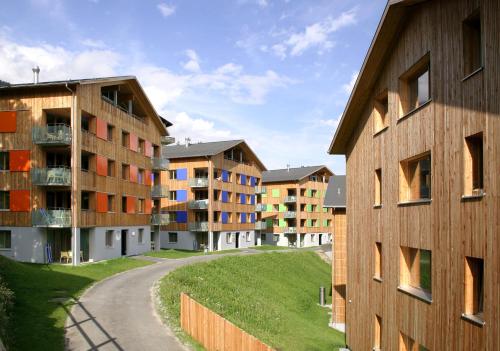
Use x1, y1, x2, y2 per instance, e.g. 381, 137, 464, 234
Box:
284, 195, 297, 203
32, 124, 72, 145
31, 167, 71, 186
151, 157, 170, 171
255, 203, 267, 212
32, 209, 72, 227
160, 136, 176, 145
284, 227, 297, 234
255, 221, 267, 230
188, 178, 209, 188
151, 185, 169, 198
254, 186, 267, 195
284, 211, 296, 218
188, 221, 209, 232
151, 213, 171, 225
188, 199, 209, 210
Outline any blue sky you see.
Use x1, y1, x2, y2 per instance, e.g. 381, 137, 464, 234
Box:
0, 0, 386, 174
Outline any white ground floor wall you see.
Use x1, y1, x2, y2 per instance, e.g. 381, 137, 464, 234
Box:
160, 230, 259, 251
260, 232, 332, 248
0, 226, 152, 264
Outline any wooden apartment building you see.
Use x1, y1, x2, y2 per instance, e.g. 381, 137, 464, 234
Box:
0, 76, 173, 264
159, 140, 266, 251
328, 0, 499, 350
260, 166, 333, 247
323, 175, 346, 332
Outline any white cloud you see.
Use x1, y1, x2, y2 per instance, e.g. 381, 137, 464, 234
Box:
81, 38, 106, 48
271, 44, 287, 60
157, 3, 176, 17
342, 71, 358, 95
168, 112, 233, 143
181, 49, 201, 72
256, 0, 269, 8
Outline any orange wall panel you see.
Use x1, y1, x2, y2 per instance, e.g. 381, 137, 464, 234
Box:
10, 190, 30, 212
9, 150, 30, 171
129, 133, 138, 152
129, 165, 138, 183
145, 199, 152, 214
96, 117, 108, 140
126, 196, 136, 214
0, 111, 16, 132
96, 192, 108, 213
96, 155, 108, 176
144, 170, 152, 186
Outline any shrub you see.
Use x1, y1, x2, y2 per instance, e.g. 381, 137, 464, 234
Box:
0, 275, 14, 347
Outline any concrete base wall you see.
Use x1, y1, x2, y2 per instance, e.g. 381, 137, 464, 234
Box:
160, 231, 199, 251
217, 231, 256, 250
260, 232, 332, 248
0, 226, 45, 263
160, 230, 258, 251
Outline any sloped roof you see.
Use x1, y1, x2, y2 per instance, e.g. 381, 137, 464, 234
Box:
328, 0, 428, 154
323, 175, 346, 208
262, 165, 332, 183
165, 140, 267, 171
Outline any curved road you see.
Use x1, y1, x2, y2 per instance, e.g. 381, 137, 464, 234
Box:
64, 246, 330, 351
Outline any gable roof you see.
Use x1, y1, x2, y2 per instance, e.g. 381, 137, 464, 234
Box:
0, 75, 171, 135
323, 175, 346, 208
165, 140, 267, 171
262, 165, 332, 183
328, 0, 428, 154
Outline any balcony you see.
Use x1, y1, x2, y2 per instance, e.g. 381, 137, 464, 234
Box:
188, 178, 209, 188
255, 204, 267, 212
32, 124, 71, 146
255, 221, 267, 230
161, 136, 176, 145
284, 195, 297, 203
188, 199, 209, 210
284, 227, 297, 234
284, 211, 296, 218
188, 221, 209, 232
255, 186, 267, 195
151, 185, 169, 198
151, 213, 171, 225
32, 209, 72, 227
151, 157, 170, 171
31, 168, 71, 186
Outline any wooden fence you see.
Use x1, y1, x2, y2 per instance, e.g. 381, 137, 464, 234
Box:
180, 293, 275, 351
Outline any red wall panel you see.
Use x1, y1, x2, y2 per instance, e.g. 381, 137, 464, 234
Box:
9, 150, 30, 171
10, 190, 30, 212
96, 117, 108, 140
144, 170, 152, 186
126, 196, 136, 214
144, 140, 153, 157
0, 111, 17, 132
96, 155, 108, 176
129, 133, 138, 152
96, 192, 108, 213
129, 165, 138, 183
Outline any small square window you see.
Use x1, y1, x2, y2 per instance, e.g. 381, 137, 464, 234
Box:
0, 152, 9, 171
464, 256, 484, 320
400, 246, 432, 297
169, 170, 177, 180
399, 54, 430, 116
168, 232, 178, 243
464, 133, 483, 196
169, 191, 177, 201
400, 153, 431, 202
105, 230, 113, 248
374, 90, 388, 133
463, 10, 482, 76
399, 332, 429, 351
0, 230, 11, 249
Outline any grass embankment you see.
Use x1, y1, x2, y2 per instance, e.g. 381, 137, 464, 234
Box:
0, 256, 152, 351
145, 248, 242, 259
253, 245, 291, 251
158, 251, 345, 351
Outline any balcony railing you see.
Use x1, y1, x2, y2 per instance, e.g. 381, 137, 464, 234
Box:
188, 221, 209, 232
284, 211, 296, 218
32, 209, 72, 227
188, 199, 209, 210
284, 195, 297, 203
188, 178, 209, 188
161, 136, 176, 145
151, 213, 171, 225
151, 157, 170, 171
254, 186, 267, 195
31, 168, 71, 186
255, 221, 267, 230
32, 124, 72, 146
255, 203, 267, 212
284, 227, 297, 234
151, 185, 169, 198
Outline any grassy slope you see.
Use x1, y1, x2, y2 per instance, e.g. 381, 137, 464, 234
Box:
158, 251, 345, 351
145, 248, 241, 259
0, 256, 152, 351
253, 245, 291, 251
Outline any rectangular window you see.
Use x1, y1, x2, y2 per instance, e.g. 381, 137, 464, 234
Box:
138, 228, 144, 244
0, 230, 11, 249
138, 138, 145, 154
169, 170, 177, 180
121, 130, 129, 148
464, 133, 484, 195
400, 54, 430, 116
0, 191, 9, 210
138, 169, 145, 184
169, 191, 177, 201
374, 90, 389, 133
400, 247, 432, 299
226, 232, 232, 244
400, 153, 431, 202
168, 232, 178, 243
0, 152, 9, 171
375, 168, 382, 205
399, 332, 429, 351
464, 256, 484, 320
107, 159, 115, 177
107, 124, 114, 141
375, 242, 382, 280
246, 232, 250, 242
122, 196, 127, 213
107, 194, 115, 212
122, 164, 130, 180
273, 234, 279, 242
138, 198, 145, 213
374, 315, 381, 350
81, 153, 90, 172
105, 230, 113, 248
81, 191, 90, 210
463, 10, 482, 76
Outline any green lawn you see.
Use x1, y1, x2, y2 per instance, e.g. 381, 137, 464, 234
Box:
0, 256, 152, 351
145, 248, 242, 259
158, 251, 345, 351
253, 244, 292, 251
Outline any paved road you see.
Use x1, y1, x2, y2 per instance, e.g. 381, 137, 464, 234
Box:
64, 246, 329, 351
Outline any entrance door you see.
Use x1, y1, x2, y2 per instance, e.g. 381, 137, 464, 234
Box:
121, 230, 127, 256
319, 234, 322, 246
80, 229, 90, 262
235, 232, 240, 248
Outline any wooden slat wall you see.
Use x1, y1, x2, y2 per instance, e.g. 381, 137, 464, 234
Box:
342, 0, 499, 350
332, 209, 346, 325
180, 293, 275, 351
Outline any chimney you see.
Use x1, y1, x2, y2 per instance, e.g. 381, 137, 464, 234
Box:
32, 66, 40, 84
185, 137, 191, 148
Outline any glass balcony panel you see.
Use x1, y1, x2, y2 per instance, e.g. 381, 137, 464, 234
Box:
188, 199, 209, 210
188, 178, 209, 188
32, 124, 71, 145
188, 221, 209, 232
32, 209, 72, 227
31, 168, 71, 186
